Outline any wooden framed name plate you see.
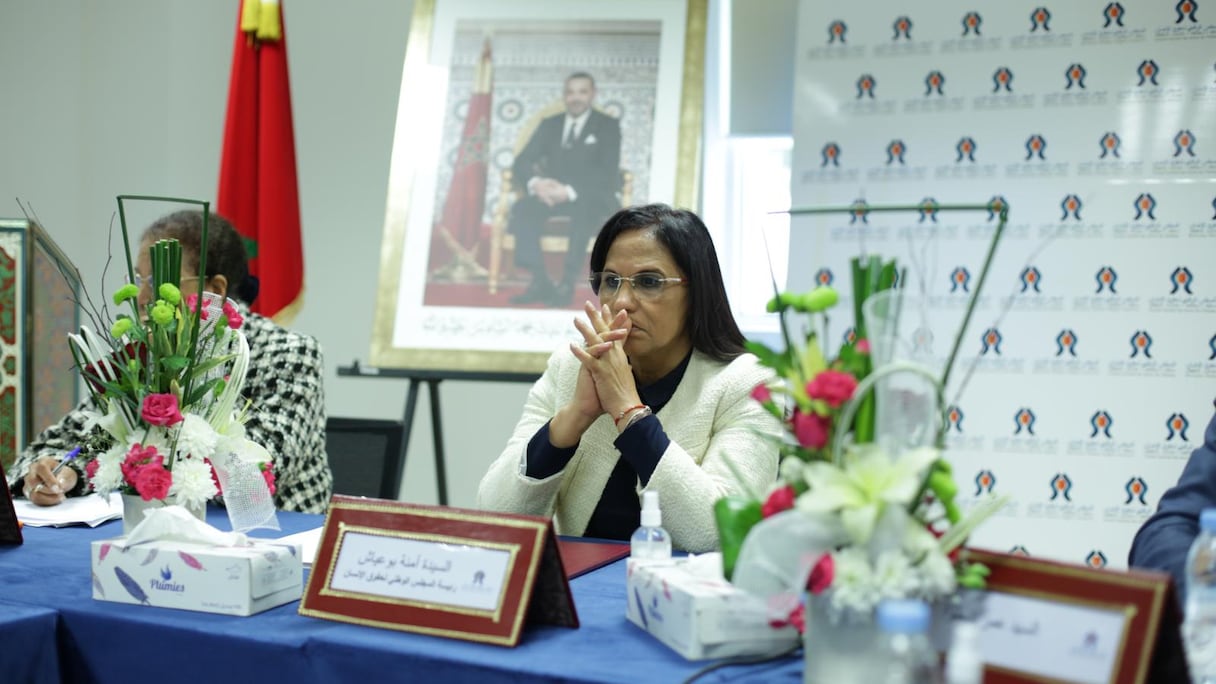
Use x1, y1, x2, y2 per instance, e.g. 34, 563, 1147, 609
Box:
299, 495, 578, 646
0, 460, 23, 545
966, 548, 1188, 684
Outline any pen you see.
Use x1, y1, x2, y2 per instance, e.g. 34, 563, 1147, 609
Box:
32, 447, 82, 495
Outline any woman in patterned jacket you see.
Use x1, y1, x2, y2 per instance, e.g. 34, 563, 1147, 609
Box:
8, 210, 333, 514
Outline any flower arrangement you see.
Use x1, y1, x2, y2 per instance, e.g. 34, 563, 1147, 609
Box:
721, 250, 1007, 628
68, 198, 275, 518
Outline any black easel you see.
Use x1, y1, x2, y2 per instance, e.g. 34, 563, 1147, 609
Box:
336, 362, 540, 505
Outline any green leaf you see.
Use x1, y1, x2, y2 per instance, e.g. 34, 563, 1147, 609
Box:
714, 496, 764, 581
160, 355, 189, 372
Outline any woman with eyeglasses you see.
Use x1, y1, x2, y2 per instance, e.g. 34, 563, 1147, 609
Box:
8, 210, 334, 514
478, 203, 781, 552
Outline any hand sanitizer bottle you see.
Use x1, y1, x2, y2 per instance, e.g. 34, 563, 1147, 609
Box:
631, 490, 671, 562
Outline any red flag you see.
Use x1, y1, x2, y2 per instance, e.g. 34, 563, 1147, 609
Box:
217, 0, 304, 323
432, 40, 493, 281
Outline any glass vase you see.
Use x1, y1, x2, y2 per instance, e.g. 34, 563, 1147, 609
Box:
803, 592, 886, 684
121, 493, 205, 535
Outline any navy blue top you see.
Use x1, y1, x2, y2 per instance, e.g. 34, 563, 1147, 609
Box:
524, 352, 692, 540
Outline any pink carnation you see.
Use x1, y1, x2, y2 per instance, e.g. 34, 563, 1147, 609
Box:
121, 444, 163, 484
262, 465, 277, 496
750, 383, 772, 404
855, 338, 871, 354
807, 553, 835, 595
185, 294, 210, 320
141, 393, 183, 427
761, 484, 796, 518
85, 458, 100, 480
791, 409, 830, 449
133, 464, 172, 501
805, 370, 859, 409
226, 312, 244, 329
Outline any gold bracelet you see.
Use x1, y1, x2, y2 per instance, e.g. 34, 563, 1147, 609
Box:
620, 405, 653, 431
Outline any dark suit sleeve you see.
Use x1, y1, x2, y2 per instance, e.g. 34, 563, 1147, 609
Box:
571, 111, 621, 208
511, 115, 562, 193
1128, 410, 1216, 604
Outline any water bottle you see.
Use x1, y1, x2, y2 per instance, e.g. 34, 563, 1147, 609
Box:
1185, 508, 1216, 682
944, 621, 983, 684
630, 490, 671, 562
878, 599, 942, 684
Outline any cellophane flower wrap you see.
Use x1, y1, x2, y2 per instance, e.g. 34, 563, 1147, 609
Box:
719, 255, 1008, 630
68, 199, 276, 529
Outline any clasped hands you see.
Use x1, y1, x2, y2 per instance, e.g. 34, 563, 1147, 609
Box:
530, 177, 573, 207
21, 455, 78, 507
548, 302, 644, 447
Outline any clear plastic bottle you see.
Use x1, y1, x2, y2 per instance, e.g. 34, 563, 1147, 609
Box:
1184, 508, 1216, 682
944, 621, 983, 684
878, 599, 942, 684
630, 490, 671, 562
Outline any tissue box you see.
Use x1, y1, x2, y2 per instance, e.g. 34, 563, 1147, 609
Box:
625, 555, 800, 660
90, 537, 302, 616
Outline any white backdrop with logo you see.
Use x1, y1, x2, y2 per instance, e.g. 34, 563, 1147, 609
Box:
789, 1, 1215, 569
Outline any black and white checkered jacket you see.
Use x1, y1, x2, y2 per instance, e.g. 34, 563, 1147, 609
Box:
6, 307, 334, 514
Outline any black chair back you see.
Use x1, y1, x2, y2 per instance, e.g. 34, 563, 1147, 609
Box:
324, 417, 405, 500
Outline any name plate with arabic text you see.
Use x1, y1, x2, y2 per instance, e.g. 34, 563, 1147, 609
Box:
0, 460, 22, 544
299, 496, 577, 647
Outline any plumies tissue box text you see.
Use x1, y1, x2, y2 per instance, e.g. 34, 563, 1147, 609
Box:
625, 554, 800, 660
90, 537, 302, 616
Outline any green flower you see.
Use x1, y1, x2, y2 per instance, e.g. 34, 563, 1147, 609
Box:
112, 284, 139, 306
158, 283, 181, 305
110, 317, 133, 338
797, 286, 838, 313
150, 301, 175, 326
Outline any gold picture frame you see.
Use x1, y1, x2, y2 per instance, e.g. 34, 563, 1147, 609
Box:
370, 0, 706, 374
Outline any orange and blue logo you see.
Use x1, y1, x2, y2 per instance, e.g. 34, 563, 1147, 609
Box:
1090, 410, 1113, 438
947, 405, 964, 432
814, 268, 834, 287
1025, 134, 1047, 161
1086, 551, 1107, 568
1170, 267, 1194, 294
1209, 333, 1215, 360
980, 327, 1002, 355
1050, 472, 1071, 500
1056, 329, 1078, 357
925, 70, 946, 96
993, 67, 1014, 92
1129, 330, 1153, 358
1061, 194, 1082, 220
856, 74, 876, 99
1030, 6, 1052, 31
956, 137, 977, 163
886, 140, 907, 165
987, 196, 1007, 221
1095, 266, 1118, 294
1166, 413, 1190, 441
1137, 60, 1160, 86
962, 11, 982, 36
1176, 0, 1199, 23
1021, 266, 1042, 292
828, 20, 847, 43
1010, 545, 1030, 557
1100, 132, 1121, 158
975, 470, 996, 495
1133, 193, 1157, 220
919, 197, 939, 223
821, 142, 841, 168
850, 199, 870, 225
1125, 477, 1149, 505
1065, 63, 1087, 89
1174, 130, 1197, 157
950, 266, 971, 293
893, 15, 913, 40
1016, 408, 1037, 435
842, 326, 858, 346
1103, 3, 1126, 27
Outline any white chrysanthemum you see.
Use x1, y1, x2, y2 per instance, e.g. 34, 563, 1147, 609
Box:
778, 455, 806, 483
90, 445, 128, 494
829, 547, 878, 615
176, 414, 219, 461
917, 549, 958, 598
873, 549, 919, 599
168, 457, 218, 508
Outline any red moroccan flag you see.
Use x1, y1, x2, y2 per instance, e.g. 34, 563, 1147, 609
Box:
217, 0, 304, 323
433, 40, 493, 278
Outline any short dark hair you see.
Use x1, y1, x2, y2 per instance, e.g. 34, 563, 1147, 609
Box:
589, 204, 746, 362
565, 71, 596, 89
141, 210, 257, 304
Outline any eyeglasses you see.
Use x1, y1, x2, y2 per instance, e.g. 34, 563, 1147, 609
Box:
588, 271, 687, 299
131, 274, 201, 289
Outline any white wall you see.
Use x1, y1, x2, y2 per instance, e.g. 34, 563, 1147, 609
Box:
0, 0, 798, 508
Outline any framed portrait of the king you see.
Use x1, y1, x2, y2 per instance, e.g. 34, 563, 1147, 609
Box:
371, 0, 706, 374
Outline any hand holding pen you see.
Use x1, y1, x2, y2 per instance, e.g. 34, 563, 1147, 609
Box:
21, 447, 81, 507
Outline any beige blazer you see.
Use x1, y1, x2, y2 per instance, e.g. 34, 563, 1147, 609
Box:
477, 348, 781, 552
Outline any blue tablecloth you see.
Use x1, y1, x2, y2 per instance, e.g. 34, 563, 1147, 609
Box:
0, 508, 801, 683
